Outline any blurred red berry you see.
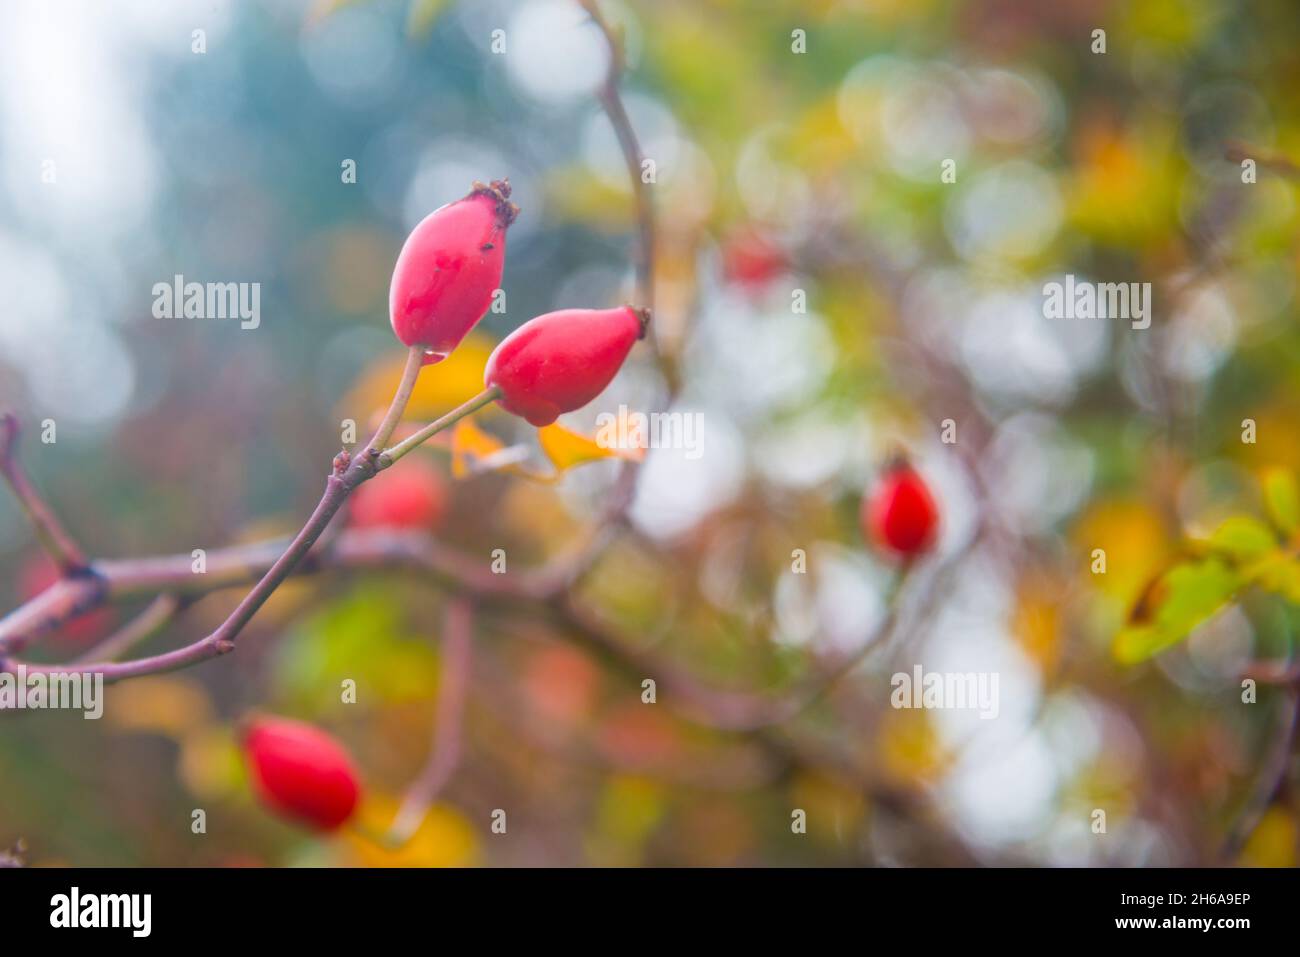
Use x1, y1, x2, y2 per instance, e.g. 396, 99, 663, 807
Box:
348, 458, 447, 530
18, 555, 112, 642
242, 716, 361, 831
485, 306, 647, 427
864, 460, 940, 558
389, 179, 518, 360
721, 227, 785, 287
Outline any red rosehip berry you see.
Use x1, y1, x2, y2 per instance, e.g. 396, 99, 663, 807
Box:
348, 458, 447, 530
484, 306, 649, 427
242, 716, 361, 831
389, 179, 519, 360
863, 459, 940, 558
721, 226, 786, 288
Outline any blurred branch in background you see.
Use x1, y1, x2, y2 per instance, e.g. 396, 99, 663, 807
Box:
389, 596, 474, 844
1225, 141, 1300, 180
71, 593, 189, 666
1220, 687, 1299, 863
0, 413, 87, 574
579, 0, 655, 316
5, 0, 1300, 868
0, 413, 980, 858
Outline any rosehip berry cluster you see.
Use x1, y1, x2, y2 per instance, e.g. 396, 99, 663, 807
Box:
242, 716, 361, 831
389, 180, 648, 425
863, 458, 940, 558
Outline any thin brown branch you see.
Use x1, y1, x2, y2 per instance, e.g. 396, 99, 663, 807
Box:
549, 550, 947, 733
0, 512, 976, 860
548, 514, 983, 735
1220, 688, 1300, 863
579, 0, 654, 314
541, 590, 979, 863
388, 597, 475, 844
0, 527, 554, 658
0, 413, 88, 573
1224, 140, 1300, 180
473, 645, 778, 790
1240, 659, 1300, 686
500, 0, 672, 600
1, 346, 441, 680
72, 593, 188, 665
0, 572, 109, 656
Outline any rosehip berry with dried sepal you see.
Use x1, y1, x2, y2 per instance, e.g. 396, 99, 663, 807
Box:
348, 457, 447, 530
863, 458, 940, 558
389, 179, 519, 361
484, 305, 649, 427
242, 716, 361, 831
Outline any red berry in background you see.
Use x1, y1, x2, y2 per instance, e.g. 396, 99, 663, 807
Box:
18, 555, 112, 642
863, 459, 940, 558
484, 306, 648, 427
348, 458, 447, 530
389, 179, 519, 360
721, 226, 786, 288
242, 716, 361, 831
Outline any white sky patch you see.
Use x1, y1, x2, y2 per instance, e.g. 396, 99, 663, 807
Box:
505, 0, 610, 105
630, 410, 744, 540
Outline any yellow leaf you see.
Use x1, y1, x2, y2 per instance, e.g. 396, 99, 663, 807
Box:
1065, 120, 1182, 247
1263, 467, 1300, 538
1113, 558, 1242, 664
594, 775, 666, 846
1238, 806, 1296, 867
537, 421, 644, 473
104, 676, 213, 738
449, 418, 529, 479
1252, 556, 1300, 603
789, 771, 864, 845
1072, 499, 1170, 605
1197, 515, 1278, 562
342, 796, 480, 867
179, 726, 246, 800
448, 420, 642, 483
342, 333, 498, 431
1013, 576, 1063, 674
877, 708, 949, 785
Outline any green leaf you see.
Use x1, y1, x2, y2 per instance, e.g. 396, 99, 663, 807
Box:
1252, 555, 1300, 603
1202, 515, 1277, 562
1114, 557, 1243, 664
1263, 468, 1300, 538
271, 588, 439, 710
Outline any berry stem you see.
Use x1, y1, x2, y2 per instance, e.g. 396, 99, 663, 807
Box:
157, 341, 433, 660
367, 344, 426, 454
379, 386, 502, 468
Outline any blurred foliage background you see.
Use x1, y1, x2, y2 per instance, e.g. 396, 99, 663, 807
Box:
3, 0, 1300, 866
